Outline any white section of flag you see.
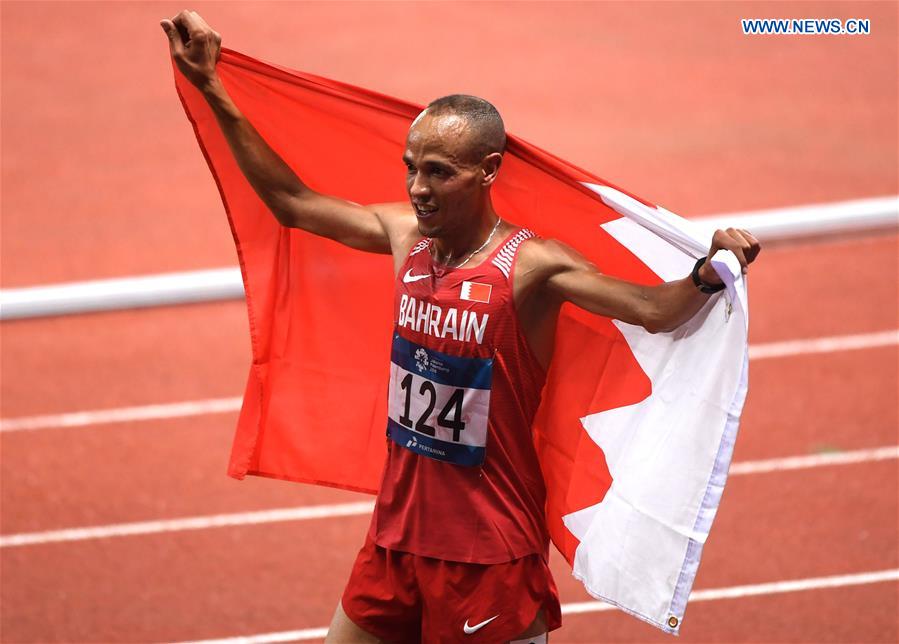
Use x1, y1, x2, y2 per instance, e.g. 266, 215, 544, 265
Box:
567, 184, 750, 633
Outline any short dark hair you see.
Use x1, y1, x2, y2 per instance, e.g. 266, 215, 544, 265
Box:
424, 94, 507, 161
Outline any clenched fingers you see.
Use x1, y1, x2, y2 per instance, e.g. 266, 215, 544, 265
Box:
711, 228, 759, 274
164, 10, 220, 50
160, 10, 222, 88
159, 18, 186, 56
726, 227, 751, 272
174, 10, 206, 42
739, 228, 761, 263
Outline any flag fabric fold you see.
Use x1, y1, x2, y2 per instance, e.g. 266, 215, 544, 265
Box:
173, 48, 749, 634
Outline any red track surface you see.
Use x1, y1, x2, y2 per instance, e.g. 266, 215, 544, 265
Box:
1, 2, 897, 643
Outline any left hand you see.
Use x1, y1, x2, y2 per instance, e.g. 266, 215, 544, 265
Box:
161, 10, 222, 91
698, 228, 761, 284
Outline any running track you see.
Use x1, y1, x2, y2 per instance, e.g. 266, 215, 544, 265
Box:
2, 3, 897, 643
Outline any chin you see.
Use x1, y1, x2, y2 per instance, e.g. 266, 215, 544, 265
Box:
417, 218, 444, 238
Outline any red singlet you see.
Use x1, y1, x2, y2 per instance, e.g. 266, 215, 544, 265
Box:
369, 226, 549, 563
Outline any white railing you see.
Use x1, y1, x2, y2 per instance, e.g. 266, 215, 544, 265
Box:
0, 268, 244, 321
1, 196, 896, 321
697, 195, 897, 241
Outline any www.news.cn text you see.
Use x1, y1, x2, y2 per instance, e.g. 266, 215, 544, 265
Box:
741, 18, 870, 35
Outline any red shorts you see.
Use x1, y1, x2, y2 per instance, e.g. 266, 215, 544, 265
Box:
341, 536, 561, 643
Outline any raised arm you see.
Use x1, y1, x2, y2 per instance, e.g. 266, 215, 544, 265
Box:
535, 228, 761, 333
161, 10, 411, 254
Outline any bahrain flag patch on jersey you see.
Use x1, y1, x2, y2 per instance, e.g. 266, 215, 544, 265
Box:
460, 281, 492, 303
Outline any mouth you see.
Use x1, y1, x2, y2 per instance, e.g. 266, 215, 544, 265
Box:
413, 204, 439, 219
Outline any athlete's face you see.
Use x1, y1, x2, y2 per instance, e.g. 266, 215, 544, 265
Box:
403, 112, 500, 238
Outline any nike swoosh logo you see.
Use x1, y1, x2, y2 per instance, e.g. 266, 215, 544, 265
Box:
463, 615, 499, 635
403, 268, 431, 283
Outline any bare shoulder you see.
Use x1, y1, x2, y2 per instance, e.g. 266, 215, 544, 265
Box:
517, 236, 593, 279
370, 200, 414, 221
367, 201, 424, 268
369, 200, 417, 241
369, 201, 414, 229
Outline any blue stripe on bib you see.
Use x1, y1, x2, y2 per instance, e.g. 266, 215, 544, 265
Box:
390, 333, 493, 390
387, 419, 486, 467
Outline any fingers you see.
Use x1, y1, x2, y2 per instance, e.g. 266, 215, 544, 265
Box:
711, 228, 757, 274
178, 10, 214, 42
705, 226, 762, 283
167, 11, 192, 44
161, 9, 222, 79
740, 228, 762, 263
727, 228, 750, 272
730, 227, 762, 266
162, 10, 210, 47
159, 18, 184, 56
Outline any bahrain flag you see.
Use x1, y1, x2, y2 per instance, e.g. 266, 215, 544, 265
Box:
172, 49, 749, 634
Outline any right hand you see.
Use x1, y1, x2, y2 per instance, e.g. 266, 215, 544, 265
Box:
160, 10, 222, 89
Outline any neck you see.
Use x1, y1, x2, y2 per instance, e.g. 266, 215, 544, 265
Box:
430, 204, 502, 267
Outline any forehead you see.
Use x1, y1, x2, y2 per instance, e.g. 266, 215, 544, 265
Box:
404, 112, 476, 163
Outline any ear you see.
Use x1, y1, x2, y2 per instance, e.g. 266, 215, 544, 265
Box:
480, 152, 503, 186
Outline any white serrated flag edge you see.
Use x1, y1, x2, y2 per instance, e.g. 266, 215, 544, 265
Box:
563, 183, 749, 634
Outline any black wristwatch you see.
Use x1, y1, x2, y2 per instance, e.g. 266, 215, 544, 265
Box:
691, 257, 726, 294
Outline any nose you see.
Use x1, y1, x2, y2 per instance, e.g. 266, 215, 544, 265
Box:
409, 171, 430, 200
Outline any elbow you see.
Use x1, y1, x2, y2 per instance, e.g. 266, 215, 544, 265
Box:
630, 289, 665, 334
271, 208, 296, 228
269, 192, 307, 228
641, 307, 673, 335
644, 321, 676, 335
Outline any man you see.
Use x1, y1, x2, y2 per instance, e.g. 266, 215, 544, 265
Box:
162, 10, 760, 643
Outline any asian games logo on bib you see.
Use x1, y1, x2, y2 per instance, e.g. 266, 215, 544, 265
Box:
414, 348, 429, 372
412, 346, 450, 378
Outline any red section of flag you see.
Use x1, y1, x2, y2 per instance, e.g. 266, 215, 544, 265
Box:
173, 49, 662, 565
461, 281, 492, 303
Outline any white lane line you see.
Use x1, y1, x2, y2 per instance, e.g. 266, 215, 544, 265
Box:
2, 329, 896, 434
729, 445, 899, 475
179, 627, 329, 644
2, 445, 895, 549
178, 569, 899, 643
748, 329, 899, 360
0, 502, 375, 548
0, 397, 243, 432
561, 569, 899, 614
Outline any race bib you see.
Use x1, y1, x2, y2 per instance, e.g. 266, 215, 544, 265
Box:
386, 332, 493, 466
